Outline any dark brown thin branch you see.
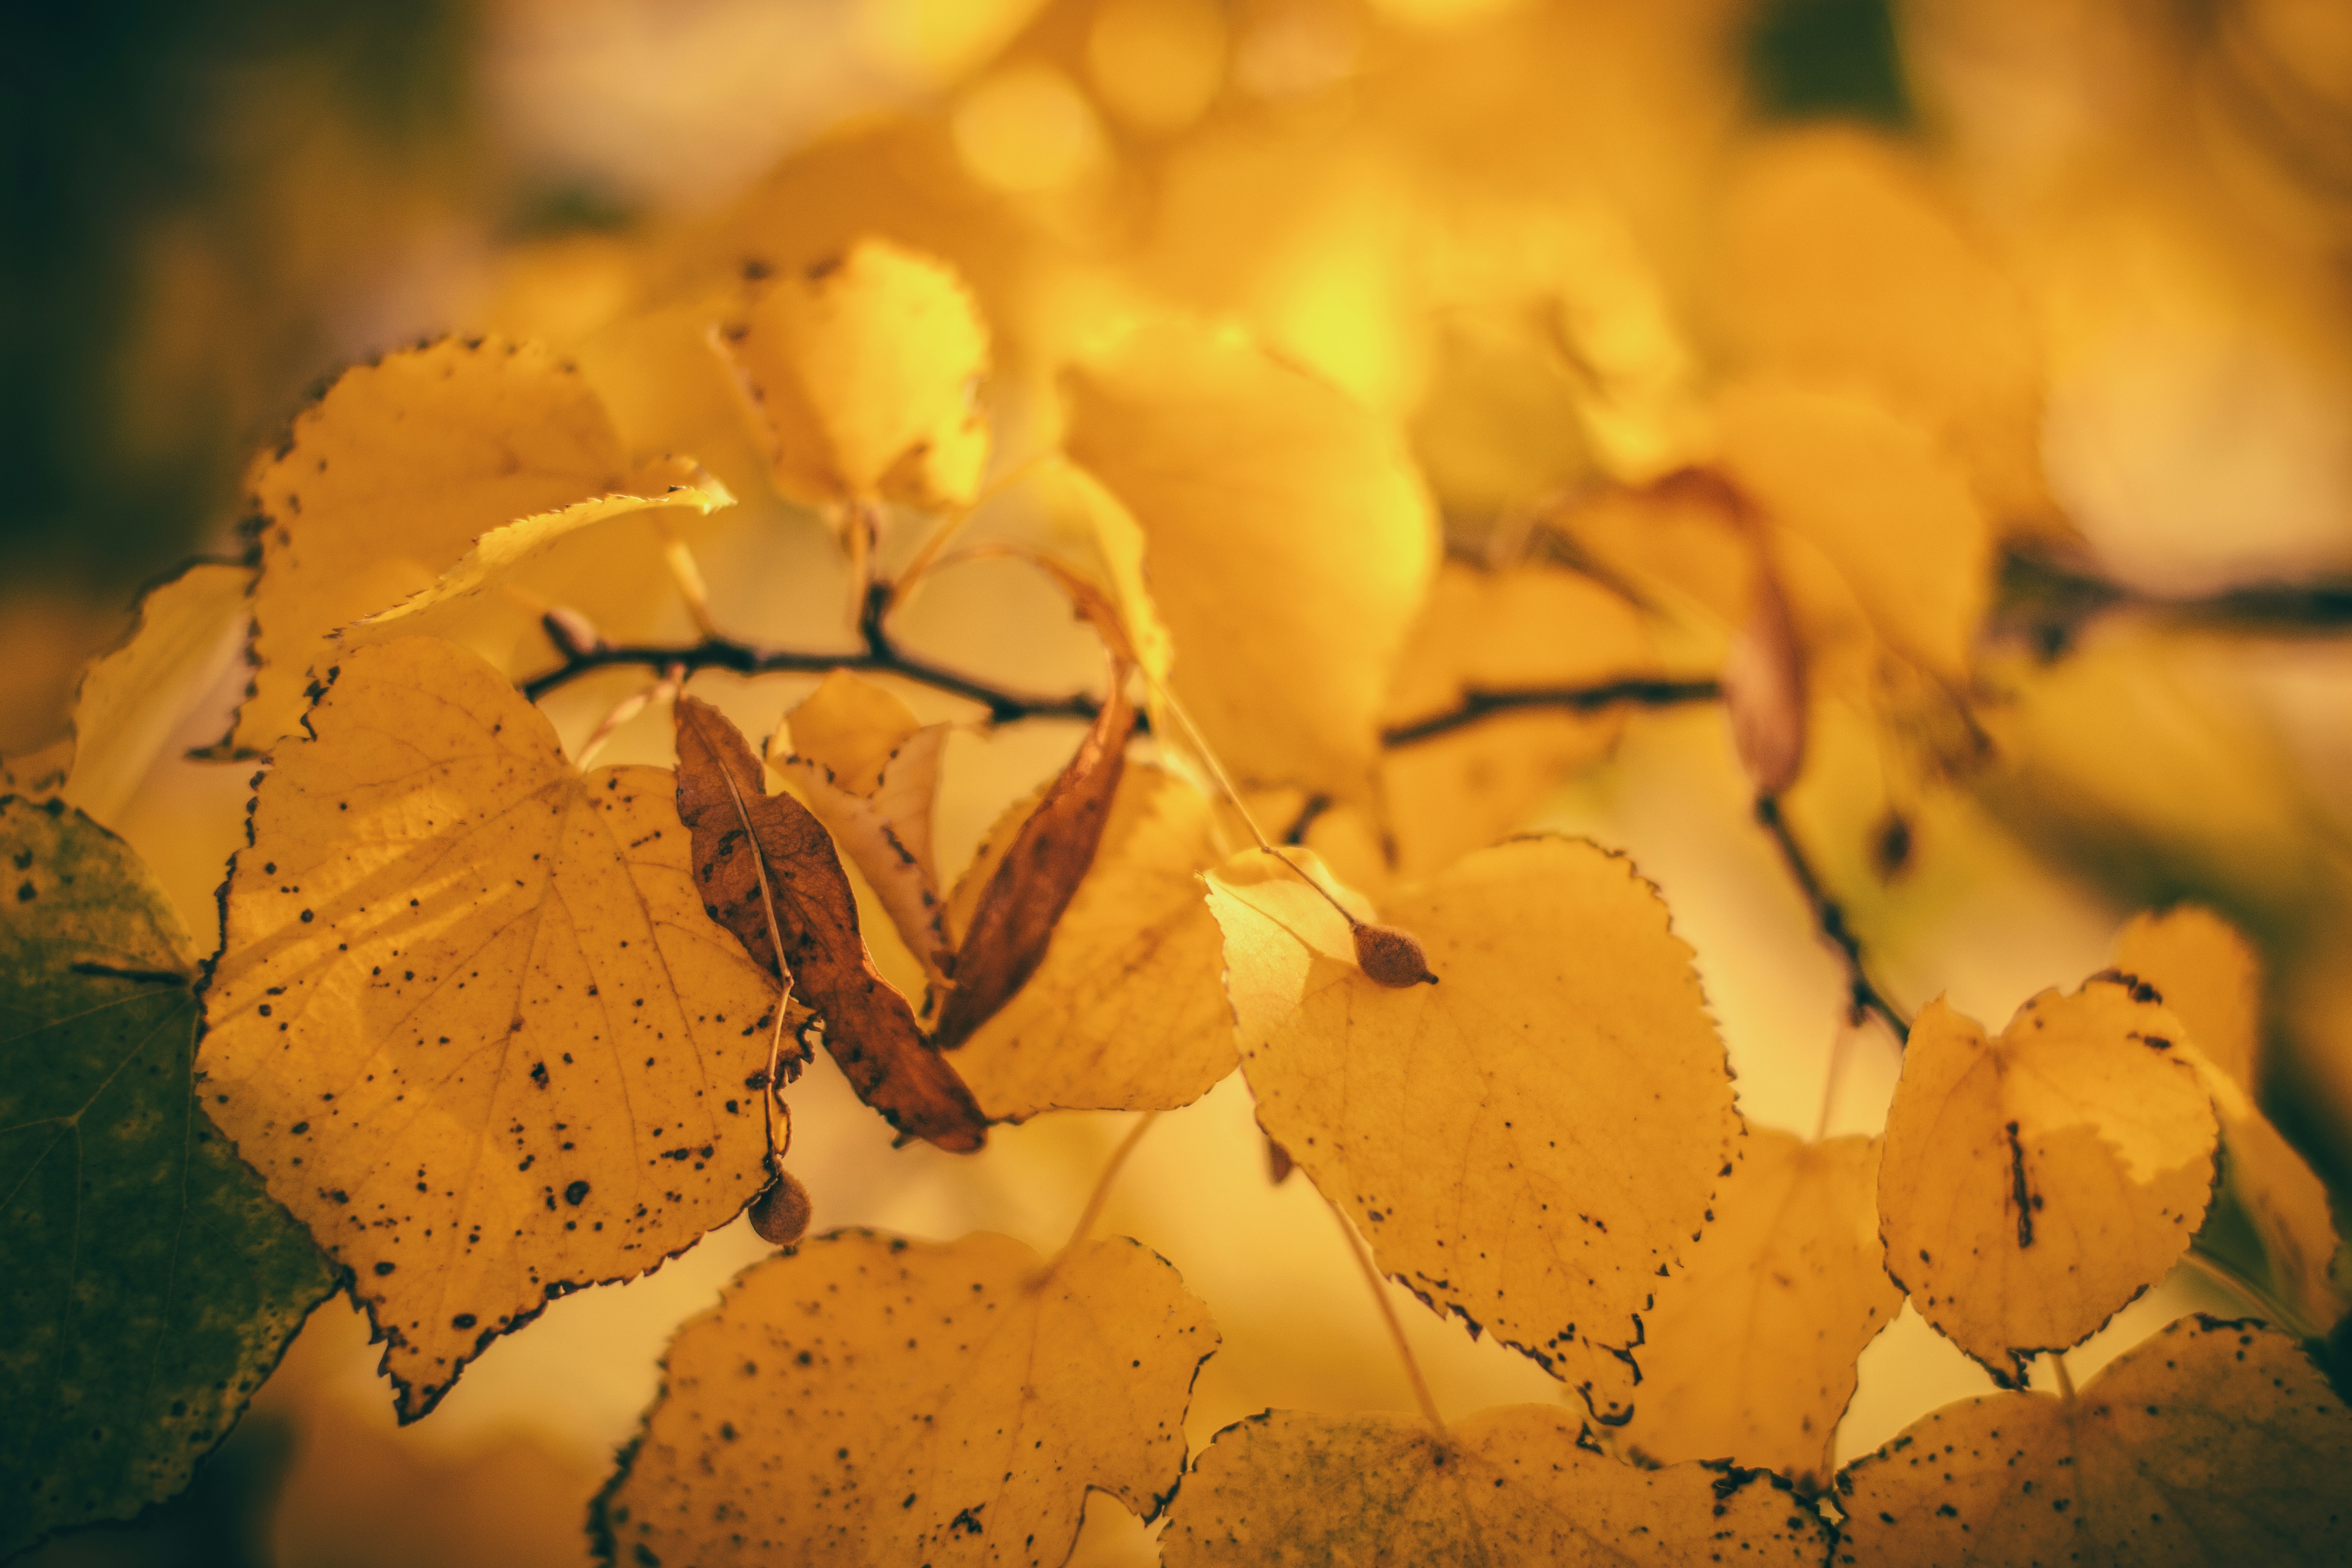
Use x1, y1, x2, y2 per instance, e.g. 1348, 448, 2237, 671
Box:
522, 629, 1104, 724
1380, 677, 1722, 747
1754, 793, 1911, 1045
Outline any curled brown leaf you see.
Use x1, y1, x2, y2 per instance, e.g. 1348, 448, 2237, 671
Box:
673, 694, 985, 1152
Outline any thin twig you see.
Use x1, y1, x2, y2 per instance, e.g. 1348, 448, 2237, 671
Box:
2050, 1349, 2076, 1402
1061, 1112, 1161, 1256
1754, 793, 1911, 1044
1381, 678, 1721, 747
1332, 1200, 1448, 1444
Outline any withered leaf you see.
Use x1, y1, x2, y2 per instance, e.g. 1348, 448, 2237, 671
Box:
202, 638, 778, 1418
672, 693, 985, 1152
594, 1229, 1217, 1567
1834, 1316, 2352, 1566
929, 676, 1136, 1053
1204, 837, 1742, 1424
1159, 1406, 1830, 1566
1877, 979, 2218, 1384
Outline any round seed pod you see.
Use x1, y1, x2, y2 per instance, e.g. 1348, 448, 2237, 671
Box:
748, 1169, 814, 1246
1353, 922, 1437, 988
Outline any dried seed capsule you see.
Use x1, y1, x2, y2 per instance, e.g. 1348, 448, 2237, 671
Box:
748, 1170, 813, 1246
1353, 922, 1437, 988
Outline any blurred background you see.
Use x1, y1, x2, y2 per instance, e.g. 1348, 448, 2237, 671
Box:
9, 0, 2352, 1563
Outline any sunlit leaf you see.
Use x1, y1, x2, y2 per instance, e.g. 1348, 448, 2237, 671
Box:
201, 638, 780, 1418
1159, 1405, 1831, 1566
2, 798, 332, 1556
232, 337, 714, 751
1833, 1316, 2352, 1566
1204, 836, 1741, 1422
674, 694, 986, 1152
1877, 980, 2219, 1384
944, 763, 1234, 1121
1629, 1131, 1902, 1490
714, 238, 991, 513
1378, 560, 1658, 877
593, 1228, 1218, 1567
1065, 320, 1439, 802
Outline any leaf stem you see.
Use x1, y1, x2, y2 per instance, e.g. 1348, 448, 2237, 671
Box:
1331, 1199, 1448, 1445
1061, 1112, 1161, 1255
1754, 793, 1911, 1045
2050, 1349, 2076, 1402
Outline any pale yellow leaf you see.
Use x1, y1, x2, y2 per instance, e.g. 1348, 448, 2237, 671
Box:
1204, 836, 1742, 1422
1, 562, 252, 825
1834, 1316, 2352, 1565
1878, 981, 2219, 1383
201, 637, 778, 1418
777, 668, 927, 797
595, 1229, 1218, 1567
1721, 128, 2046, 523
715, 238, 991, 512
1160, 1405, 1831, 1566
1716, 378, 1991, 685
1064, 320, 1439, 802
338, 463, 732, 652
1629, 1131, 1902, 1490
1378, 561, 1658, 877
944, 763, 1234, 1120
234, 337, 695, 751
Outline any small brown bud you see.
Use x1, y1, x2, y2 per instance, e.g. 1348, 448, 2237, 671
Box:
1265, 1136, 1295, 1185
542, 606, 609, 660
1354, 922, 1437, 988
748, 1170, 813, 1246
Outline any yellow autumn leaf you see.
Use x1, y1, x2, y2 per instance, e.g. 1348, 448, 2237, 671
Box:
0, 561, 251, 825
1628, 1130, 1902, 1490
1158, 1405, 1831, 1565
1204, 836, 1742, 1423
1834, 1316, 2352, 1565
943, 763, 1234, 1121
1378, 560, 1659, 878
1715, 377, 1992, 685
1064, 319, 1439, 802
2106, 906, 2345, 1331
2113, 905, 2262, 1092
767, 672, 953, 979
1877, 980, 2219, 1384
337, 469, 733, 652
594, 1228, 1218, 1567
201, 637, 778, 1419
233, 336, 714, 751
714, 238, 991, 513
1720, 127, 2047, 524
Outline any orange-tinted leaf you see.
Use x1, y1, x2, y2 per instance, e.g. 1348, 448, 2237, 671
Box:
672, 695, 984, 1152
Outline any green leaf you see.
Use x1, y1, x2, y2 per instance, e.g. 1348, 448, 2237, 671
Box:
1, 796, 332, 1558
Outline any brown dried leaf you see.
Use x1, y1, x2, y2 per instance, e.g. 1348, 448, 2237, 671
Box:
594, 1229, 1217, 1568
1204, 837, 1743, 1423
1878, 980, 2219, 1383
1834, 1316, 2352, 1566
1159, 1406, 1831, 1566
672, 694, 984, 1152
930, 677, 1136, 1053
201, 638, 778, 1418
1629, 1131, 1902, 1490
